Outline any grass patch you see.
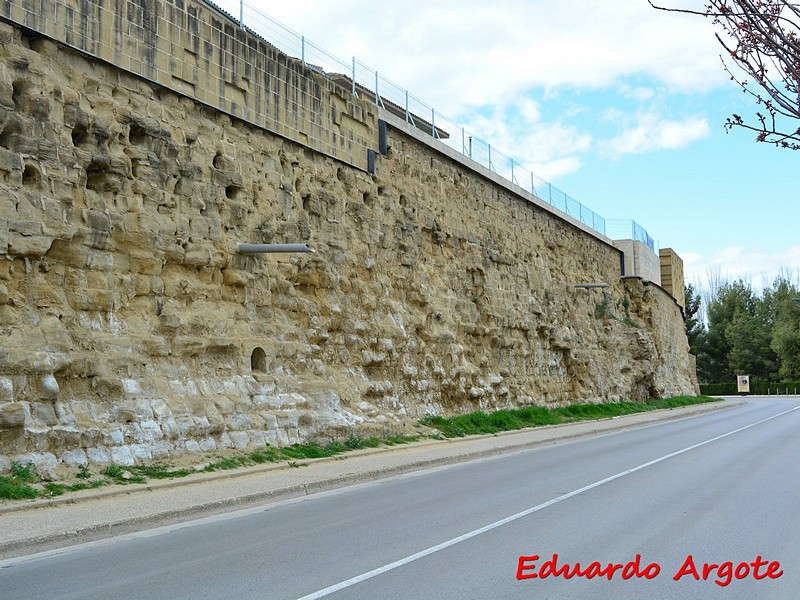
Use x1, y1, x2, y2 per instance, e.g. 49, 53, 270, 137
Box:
0, 462, 41, 500
204, 456, 253, 471
101, 465, 146, 484
127, 463, 192, 480
0, 462, 110, 500
11, 461, 38, 483
0, 475, 39, 500
69, 479, 106, 491
418, 396, 719, 438
202, 433, 420, 473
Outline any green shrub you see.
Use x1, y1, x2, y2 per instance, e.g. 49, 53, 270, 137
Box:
419, 396, 718, 438
0, 476, 39, 500
700, 381, 800, 395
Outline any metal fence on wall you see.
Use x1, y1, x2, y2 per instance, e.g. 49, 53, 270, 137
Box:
606, 220, 657, 252
211, 0, 630, 239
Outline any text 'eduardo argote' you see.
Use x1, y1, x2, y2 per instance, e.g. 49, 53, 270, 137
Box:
516, 553, 783, 587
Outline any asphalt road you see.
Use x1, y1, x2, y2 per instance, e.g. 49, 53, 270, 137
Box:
2, 396, 799, 599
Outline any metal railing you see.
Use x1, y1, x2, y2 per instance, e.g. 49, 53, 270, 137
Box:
606, 220, 656, 252
210, 0, 614, 237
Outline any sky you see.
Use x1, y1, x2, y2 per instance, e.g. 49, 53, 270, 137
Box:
213, 0, 799, 292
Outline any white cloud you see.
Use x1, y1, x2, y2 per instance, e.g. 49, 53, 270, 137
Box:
684, 245, 800, 291
601, 113, 711, 157
458, 104, 592, 180
231, 0, 727, 113
528, 156, 583, 182
618, 85, 657, 102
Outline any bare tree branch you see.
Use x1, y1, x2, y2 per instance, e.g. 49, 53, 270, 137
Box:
651, 0, 800, 149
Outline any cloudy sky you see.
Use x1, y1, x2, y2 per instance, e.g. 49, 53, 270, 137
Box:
214, 0, 799, 290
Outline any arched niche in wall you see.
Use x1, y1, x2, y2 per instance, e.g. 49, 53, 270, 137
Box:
251, 347, 268, 375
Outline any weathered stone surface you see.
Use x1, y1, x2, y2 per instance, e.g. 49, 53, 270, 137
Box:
0, 17, 698, 471
0, 402, 25, 428
0, 377, 12, 401
60, 448, 88, 467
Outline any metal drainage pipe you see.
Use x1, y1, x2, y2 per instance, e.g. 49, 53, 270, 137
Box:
238, 243, 316, 254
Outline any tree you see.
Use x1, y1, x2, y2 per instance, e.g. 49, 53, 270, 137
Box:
650, 1, 800, 149
694, 275, 800, 383
698, 279, 755, 382
769, 279, 800, 378
684, 283, 706, 355
725, 296, 777, 379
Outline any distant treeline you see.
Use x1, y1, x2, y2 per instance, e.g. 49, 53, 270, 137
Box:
685, 275, 800, 385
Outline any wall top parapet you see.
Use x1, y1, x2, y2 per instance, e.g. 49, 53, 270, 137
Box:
0, 0, 379, 172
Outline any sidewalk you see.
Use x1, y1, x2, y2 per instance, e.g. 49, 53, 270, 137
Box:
0, 400, 735, 560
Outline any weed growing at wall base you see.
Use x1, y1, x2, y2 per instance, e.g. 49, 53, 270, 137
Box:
201, 433, 414, 472
418, 396, 719, 438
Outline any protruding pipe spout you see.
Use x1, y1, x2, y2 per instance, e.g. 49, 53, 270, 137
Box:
573, 283, 608, 289
238, 243, 316, 254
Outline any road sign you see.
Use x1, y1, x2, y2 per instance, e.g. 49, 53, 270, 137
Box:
737, 375, 750, 394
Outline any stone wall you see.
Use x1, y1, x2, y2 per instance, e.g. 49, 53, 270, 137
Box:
0, 17, 698, 471
0, 0, 377, 171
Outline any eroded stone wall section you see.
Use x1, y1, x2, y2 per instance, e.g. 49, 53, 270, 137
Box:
0, 0, 377, 171
0, 21, 698, 471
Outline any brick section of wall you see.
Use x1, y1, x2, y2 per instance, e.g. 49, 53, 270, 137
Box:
659, 248, 685, 311
0, 0, 378, 171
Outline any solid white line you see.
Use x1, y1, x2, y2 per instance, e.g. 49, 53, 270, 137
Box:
295, 404, 800, 600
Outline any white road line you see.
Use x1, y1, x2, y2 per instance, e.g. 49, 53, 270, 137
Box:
294, 404, 800, 600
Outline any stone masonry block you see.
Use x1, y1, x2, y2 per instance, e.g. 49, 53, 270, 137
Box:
0, 402, 25, 428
